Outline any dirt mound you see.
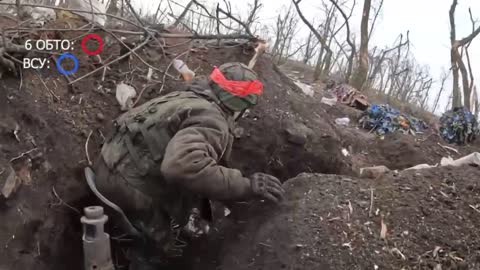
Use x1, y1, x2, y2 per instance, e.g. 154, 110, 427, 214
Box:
209, 165, 480, 270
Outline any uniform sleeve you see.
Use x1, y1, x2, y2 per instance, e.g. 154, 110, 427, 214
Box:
160, 107, 252, 201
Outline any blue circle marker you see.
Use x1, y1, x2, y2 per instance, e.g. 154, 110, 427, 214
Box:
56, 53, 79, 76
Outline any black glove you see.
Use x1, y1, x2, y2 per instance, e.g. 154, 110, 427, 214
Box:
249, 173, 285, 204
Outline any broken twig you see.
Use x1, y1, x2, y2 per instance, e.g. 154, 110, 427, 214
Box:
52, 186, 81, 215
85, 130, 93, 166
69, 37, 151, 84
437, 142, 459, 155
369, 187, 374, 217
9, 148, 37, 163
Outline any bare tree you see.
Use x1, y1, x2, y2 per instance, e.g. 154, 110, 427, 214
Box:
368, 0, 384, 42
449, 0, 480, 109
367, 32, 409, 90
301, 30, 320, 64
432, 70, 450, 114
350, 0, 372, 90
271, 5, 299, 64
173, 0, 194, 26
293, 0, 333, 81
329, 0, 356, 82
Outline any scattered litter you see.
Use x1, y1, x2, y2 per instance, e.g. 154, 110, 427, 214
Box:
360, 165, 390, 179
330, 84, 369, 110
321, 96, 337, 106
224, 207, 231, 217
341, 148, 350, 157
440, 152, 480, 167
335, 117, 351, 126
359, 104, 428, 136
294, 81, 314, 97
116, 83, 137, 111
173, 59, 195, 81
440, 107, 478, 145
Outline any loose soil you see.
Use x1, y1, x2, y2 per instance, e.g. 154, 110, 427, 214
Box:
203, 165, 480, 270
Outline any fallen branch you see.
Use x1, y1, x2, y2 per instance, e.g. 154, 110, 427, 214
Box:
369, 187, 374, 217
85, 130, 93, 166
99, 26, 164, 73
437, 142, 459, 155
69, 37, 151, 85
9, 148, 37, 163
52, 186, 81, 215
35, 71, 60, 101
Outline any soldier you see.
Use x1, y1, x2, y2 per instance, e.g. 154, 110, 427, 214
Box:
93, 62, 285, 269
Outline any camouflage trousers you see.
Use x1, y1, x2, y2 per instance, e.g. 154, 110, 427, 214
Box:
93, 159, 187, 269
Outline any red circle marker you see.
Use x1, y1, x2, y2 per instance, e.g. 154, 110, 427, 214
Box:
81, 34, 104, 55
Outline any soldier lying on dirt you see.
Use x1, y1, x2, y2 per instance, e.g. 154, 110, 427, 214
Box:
92, 62, 285, 269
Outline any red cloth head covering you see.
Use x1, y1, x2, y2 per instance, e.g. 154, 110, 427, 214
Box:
209, 67, 263, 97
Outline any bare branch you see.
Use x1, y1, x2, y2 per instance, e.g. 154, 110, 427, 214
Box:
329, 0, 356, 81
173, 0, 194, 27
293, 0, 333, 79
368, 0, 384, 42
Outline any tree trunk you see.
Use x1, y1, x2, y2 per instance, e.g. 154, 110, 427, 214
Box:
451, 49, 462, 108
314, 45, 325, 80
351, 0, 371, 90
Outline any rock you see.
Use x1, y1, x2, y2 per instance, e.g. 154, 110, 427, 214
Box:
1, 166, 20, 199
359, 165, 390, 179
116, 83, 136, 111
96, 112, 105, 121
284, 121, 313, 146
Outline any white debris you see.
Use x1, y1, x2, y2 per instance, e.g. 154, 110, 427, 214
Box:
224, 207, 231, 217
294, 81, 314, 97
30, 7, 56, 26
335, 117, 350, 126
440, 152, 480, 167
341, 148, 350, 157
116, 83, 137, 111
70, 0, 108, 26
146, 68, 153, 81
404, 164, 438, 171
321, 96, 337, 106
173, 59, 195, 81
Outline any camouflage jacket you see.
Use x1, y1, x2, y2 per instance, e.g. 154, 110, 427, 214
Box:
100, 80, 251, 223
